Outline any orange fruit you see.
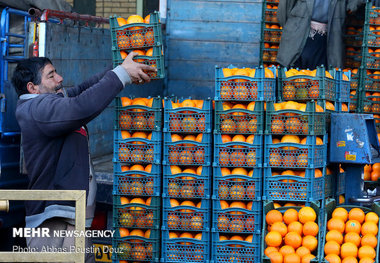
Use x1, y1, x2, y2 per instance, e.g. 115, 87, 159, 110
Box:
298, 207, 316, 224
271, 221, 288, 237
325, 254, 341, 263
266, 210, 283, 225
365, 212, 379, 224
284, 253, 301, 263
284, 209, 299, 225
349, 208, 365, 223
358, 246, 376, 260
328, 218, 346, 233
296, 246, 310, 258
333, 207, 349, 222
119, 228, 129, 237
288, 221, 303, 236
341, 242, 358, 258
344, 232, 361, 247
284, 232, 302, 249
326, 230, 344, 245
279, 245, 296, 256
342, 257, 358, 263
345, 220, 361, 234
361, 221, 378, 236
268, 251, 284, 263
301, 254, 315, 263
302, 235, 318, 252
324, 240, 341, 255
265, 247, 279, 257
265, 231, 283, 247
303, 221, 319, 236
361, 234, 377, 248
359, 258, 375, 263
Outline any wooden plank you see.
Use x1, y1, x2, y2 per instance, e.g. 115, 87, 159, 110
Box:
168, 0, 262, 22
166, 20, 261, 43
166, 39, 260, 62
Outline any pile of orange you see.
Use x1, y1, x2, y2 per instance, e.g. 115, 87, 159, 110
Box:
363, 163, 380, 181
168, 99, 206, 133
118, 164, 155, 196
264, 206, 318, 263
217, 167, 257, 200
118, 97, 158, 130
116, 14, 155, 50
167, 165, 205, 199
219, 101, 259, 134
268, 135, 324, 169
324, 207, 379, 263
219, 67, 274, 100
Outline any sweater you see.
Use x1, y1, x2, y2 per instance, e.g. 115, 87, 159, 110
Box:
16, 65, 131, 228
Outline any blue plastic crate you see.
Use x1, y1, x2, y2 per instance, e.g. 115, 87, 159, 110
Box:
113, 162, 161, 196
112, 229, 160, 262
162, 197, 211, 232
162, 165, 211, 200
337, 171, 346, 196
163, 138, 212, 167
211, 200, 262, 235
211, 231, 260, 263
113, 195, 161, 230
212, 167, 262, 202
264, 135, 327, 169
332, 69, 351, 102
213, 134, 263, 168
214, 100, 264, 135
115, 96, 162, 131
214, 65, 276, 101
113, 130, 161, 164
262, 167, 327, 202
161, 230, 210, 263
261, 201, 321, 263
110, 12, 162, 50
278, 66, 336, 101
163, 98, 212, 133
265, 101, 327, 135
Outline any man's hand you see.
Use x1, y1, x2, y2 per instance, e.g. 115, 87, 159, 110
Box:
121, 52, 157, 84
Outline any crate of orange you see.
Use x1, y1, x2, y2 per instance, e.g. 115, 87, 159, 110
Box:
163, 98, 212, 133
162, 198, 211, 233
116, 96, 162, 131
265, 101, 327, 136
263, 27, 282, 43
113, 162, 161, 197
110, 12, 162, 51
114, 130, 161, 164
278, 66, 336, 101
215, 65, 276, 101
163, 165, 211, 200
213, 134, 263, 168
214, 100, 264, 135
212, 167, 262, 202
163, 133, 212, 167
211, 230, 261, 263
333, 69, 351, 103
113, 195, 161, 230
262, 201, 322, 263
112, 228, 160, 262
262, 167, 327, 202
264, 135, 327, 169
321, 198, 380, 263
212, 199, 262, 235
161, 230, 210, 263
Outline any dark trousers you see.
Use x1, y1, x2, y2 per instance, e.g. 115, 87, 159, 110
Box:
293, 32, 327, 70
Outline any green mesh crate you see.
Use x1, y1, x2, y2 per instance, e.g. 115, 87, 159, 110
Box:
261, 201, 322, 263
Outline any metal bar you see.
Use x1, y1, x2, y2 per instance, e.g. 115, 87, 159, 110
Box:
5, 33, 26, 38
0, 190, 86, 263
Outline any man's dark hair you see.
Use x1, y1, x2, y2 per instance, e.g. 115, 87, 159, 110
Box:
11, 57, 52, 96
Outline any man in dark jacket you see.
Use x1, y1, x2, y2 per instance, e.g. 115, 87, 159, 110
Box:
12, 53, 156, 261
276, 0, 365, 69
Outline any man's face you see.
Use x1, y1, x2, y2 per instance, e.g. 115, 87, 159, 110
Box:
36, 63, 63, 94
